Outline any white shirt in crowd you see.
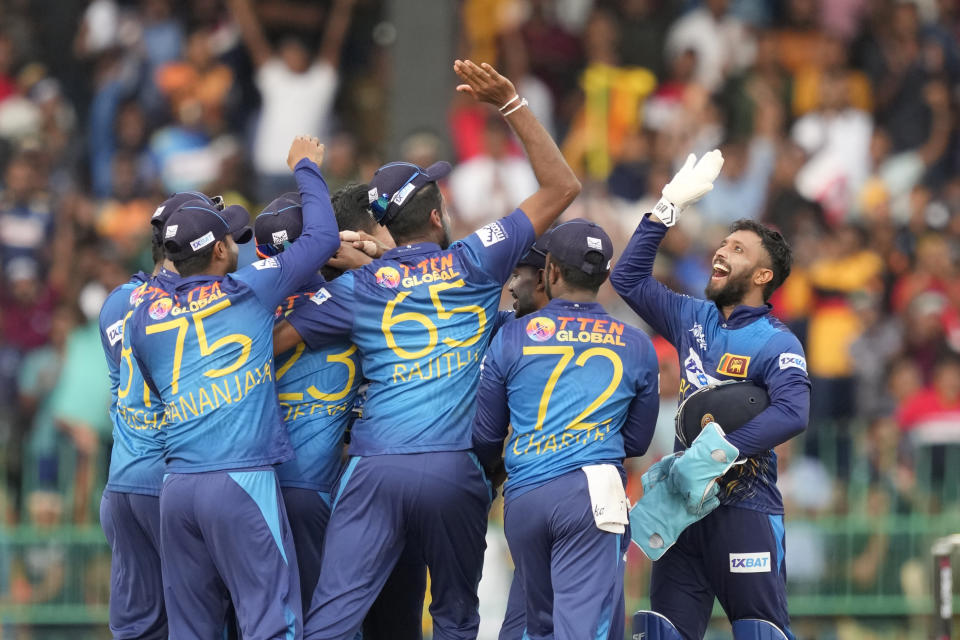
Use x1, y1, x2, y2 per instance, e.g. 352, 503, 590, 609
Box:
792, 108, 873, 219
665, 7, 755, 93
253, 59, 338, 176
449, 155, 538, 227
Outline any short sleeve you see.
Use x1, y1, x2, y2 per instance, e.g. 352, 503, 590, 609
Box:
455, 209, 536, 285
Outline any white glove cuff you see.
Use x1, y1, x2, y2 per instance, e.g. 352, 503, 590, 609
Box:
653, 197, 678, 227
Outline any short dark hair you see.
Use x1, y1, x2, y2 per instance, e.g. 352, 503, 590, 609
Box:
547, 253, 608, 293
385, 182, 442, 244
330, 183, 377, 234
172, 244, 215, 276
730, 219, 792, 301
151, 228, 165, 264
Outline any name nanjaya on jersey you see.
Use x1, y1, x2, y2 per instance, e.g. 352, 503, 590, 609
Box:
162, 356, 273, 423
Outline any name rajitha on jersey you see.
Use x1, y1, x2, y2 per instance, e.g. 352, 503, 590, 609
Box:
473, 299, 660, 499
286, 209, 536, 456
273, 275, 361, 492
100, 274, 167, 495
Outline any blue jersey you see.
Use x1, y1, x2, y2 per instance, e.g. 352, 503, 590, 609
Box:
472, 299, 660, 499
127, 159, 340, 473
610, 216, 811, 514
99, 272, 166, 496
287, 210, 535, 456
273, 275, 361, 491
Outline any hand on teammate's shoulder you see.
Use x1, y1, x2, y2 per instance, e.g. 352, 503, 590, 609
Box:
287, 135, 325, 171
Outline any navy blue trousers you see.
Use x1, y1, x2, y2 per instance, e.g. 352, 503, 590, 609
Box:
160, 469, 301, 639
503, 470, 627, 640
650, 505, 792, 640
303, 452, 491, 640
100, 490, 167, 640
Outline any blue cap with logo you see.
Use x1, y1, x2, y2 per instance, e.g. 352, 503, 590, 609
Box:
162, 200, 252, 261
368, 161, 452, 225
517, 230, 552, 270
254, 192, 302, 258
151, 192, 224, 230
543, 218, 613, 275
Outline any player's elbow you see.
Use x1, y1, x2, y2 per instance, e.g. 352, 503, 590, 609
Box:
609, 263, 633, 295
555, 174, 582, 209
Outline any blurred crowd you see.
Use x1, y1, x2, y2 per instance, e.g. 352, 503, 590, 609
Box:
1, 0, 960, 629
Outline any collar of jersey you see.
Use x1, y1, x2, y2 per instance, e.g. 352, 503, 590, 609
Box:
544, 298, 605, 313
130, 271, 150, 285
382, 242, 443, 259
718, 302, 774, 329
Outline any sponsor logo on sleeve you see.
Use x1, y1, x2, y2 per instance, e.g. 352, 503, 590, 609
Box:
716, 353, 751, 378
729, 552, 771, 573
165, 224, 178, 238
476, 221, 508, 247
779, 353, 807, 372
525, 316, 556, 342
272, 230, 288, 244
252, 257, 280, 270
189, 231, 215, 251
375, 266, 401, 288
106, 319, 123, 346
310, 287, 331, 305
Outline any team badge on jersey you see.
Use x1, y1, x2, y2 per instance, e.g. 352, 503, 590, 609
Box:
149, 297, 173, 320
375, 266, 401, 288
129, 284, 147, 306
716, 353, 751, 378
526, 316, 556, 342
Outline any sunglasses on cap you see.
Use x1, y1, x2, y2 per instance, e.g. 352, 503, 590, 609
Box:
255, 240, 291, 260
369, 163, 426, 219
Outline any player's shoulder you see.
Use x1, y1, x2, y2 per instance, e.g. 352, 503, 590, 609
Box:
757, 313, 807, 369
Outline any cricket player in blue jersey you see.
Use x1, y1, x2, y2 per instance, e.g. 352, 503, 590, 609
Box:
125, 136, 340, 639
255, 185, 428, 640
472, 219, 660, 640
98, 190, 222, 639
496, 233, 549, 640
271, 60, 580, 640
610, 151, 811, 640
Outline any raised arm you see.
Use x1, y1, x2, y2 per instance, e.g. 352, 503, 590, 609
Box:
317, 0, 355, 68
454, 60, 580, 236
227, 0, 273, 68
235, 136, 340, 310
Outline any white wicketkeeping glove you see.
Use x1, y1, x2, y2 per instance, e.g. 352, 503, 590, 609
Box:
653, 149, 725, 227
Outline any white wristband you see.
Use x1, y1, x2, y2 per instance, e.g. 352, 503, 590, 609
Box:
499, 94, 520, 111
653, 197, 678, 227
502, 98, 528, 117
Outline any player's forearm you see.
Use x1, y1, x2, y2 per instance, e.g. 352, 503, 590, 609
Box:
273, 320, 304, 356
471, 380, 510, 472
621, 367, 660, 457
274, 159, 340, 293
610, 215, 666, 293
725, 386, 809, 455
509, 106, 581, 236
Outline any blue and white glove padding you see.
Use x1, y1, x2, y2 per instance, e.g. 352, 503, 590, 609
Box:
666, 421, 739, 514
653, 149, 725, 227
629, 454, 720, 561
